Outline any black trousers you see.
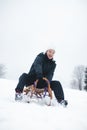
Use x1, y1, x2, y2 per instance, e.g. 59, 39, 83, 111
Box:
15, 73, 64, 102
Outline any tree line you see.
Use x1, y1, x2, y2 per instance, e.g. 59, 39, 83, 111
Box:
0, 64, 6, 78
71, 65, 87, 91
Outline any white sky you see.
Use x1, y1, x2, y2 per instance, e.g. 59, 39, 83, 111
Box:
0, 0, 87, 86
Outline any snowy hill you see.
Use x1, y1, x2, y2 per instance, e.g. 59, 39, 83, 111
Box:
0, 78, 87, 130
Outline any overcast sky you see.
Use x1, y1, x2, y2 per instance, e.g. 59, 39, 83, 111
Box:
0, 0, 87, 86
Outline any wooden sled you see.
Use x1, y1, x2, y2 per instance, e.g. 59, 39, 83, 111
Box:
23, 78, 53, 105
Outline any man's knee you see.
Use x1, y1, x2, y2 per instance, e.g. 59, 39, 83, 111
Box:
51, 80, 62, 87
19, 73, 28, 81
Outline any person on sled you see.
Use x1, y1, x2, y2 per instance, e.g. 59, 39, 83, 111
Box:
15, 48, 68, 106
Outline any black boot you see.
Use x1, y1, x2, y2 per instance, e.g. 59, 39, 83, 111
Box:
60, 100, 68, 107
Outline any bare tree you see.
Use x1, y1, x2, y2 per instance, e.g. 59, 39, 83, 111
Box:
0, 64, 6, 78
71, 79, 78, 89
84, 67, 87, 91
71, 65, 85, 90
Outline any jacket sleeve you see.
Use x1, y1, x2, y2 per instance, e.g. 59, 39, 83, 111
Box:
46, 63, 56, 81
33, 53, 43, 79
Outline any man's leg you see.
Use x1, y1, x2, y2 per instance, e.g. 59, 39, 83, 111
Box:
15, 73, 28, 93
50, 80, 64, 102
50, 80, 68, 106
15, 73, 29, 100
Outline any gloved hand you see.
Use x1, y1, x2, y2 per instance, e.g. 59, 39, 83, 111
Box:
36, 78, 48, 89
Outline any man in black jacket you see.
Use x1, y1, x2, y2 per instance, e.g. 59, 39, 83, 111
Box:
15, 49, 68, 106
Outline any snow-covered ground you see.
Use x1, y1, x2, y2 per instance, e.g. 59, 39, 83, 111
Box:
0, 78, 87, 130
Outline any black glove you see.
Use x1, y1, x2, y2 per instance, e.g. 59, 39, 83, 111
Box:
36, 78, 48, 89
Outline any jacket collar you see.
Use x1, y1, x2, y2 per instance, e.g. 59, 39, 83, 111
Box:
44, 53, 53, 62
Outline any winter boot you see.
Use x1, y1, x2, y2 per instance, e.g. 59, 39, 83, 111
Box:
60, 100, 68, 107
15, 92, 23, 101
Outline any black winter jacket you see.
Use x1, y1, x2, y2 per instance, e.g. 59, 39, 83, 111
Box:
28, 52, 56, 81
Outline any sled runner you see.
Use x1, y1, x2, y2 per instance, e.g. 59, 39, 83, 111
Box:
23, 77, 53, 105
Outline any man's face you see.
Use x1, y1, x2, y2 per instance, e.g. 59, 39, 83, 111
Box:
46, 49, 55, 59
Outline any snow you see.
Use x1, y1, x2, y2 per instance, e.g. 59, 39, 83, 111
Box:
0, 78, 87, 130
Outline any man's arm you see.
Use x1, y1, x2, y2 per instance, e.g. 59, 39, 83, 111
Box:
33, 53, 43, 79
46, 63, 56, 81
